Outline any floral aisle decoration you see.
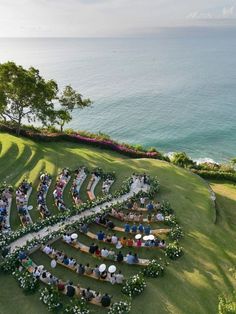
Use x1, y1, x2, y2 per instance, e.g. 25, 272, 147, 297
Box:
12, 268, 39, 293
169, 225, 184, 240
165, 241, 183, 260
40, 286, 62, 312
142, 259, 165, 278
108, 300, 131, 314
64, 297, 90, 314
122, 274, 146, 297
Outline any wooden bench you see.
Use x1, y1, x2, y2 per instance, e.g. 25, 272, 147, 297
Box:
63, 239, 149, 267
24, 260, 107, 307
41, 248, 119, 284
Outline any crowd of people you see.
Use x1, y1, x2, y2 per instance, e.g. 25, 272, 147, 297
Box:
95, 230, 166, 249
16, 179, 32, 226
87, 242, 140, 265
43, 244, 125, 285
53, 168, 70, 211
0, 185, 12, 232
38, 172, 51, 219
102, 177, 114, 194
19, 251, 112, 307
71, 168, 86, 205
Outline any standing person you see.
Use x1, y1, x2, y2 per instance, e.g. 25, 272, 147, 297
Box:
140, 196, 145, 208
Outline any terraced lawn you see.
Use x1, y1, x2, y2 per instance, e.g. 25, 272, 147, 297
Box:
0, 132, 236, 314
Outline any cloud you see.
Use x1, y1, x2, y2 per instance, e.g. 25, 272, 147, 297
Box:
222, 6, 234, 17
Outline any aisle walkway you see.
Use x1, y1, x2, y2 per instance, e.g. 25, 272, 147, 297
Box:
9, 178, 149, 253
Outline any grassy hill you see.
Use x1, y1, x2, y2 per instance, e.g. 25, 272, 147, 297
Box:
0, 132, 235, 314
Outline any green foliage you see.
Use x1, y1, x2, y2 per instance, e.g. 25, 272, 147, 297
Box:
12, 268, 39, 294
161, 200, 174, 216
165, 241, 183, 260
171, 152, 195, 168
122, 274, 146, 297
218, 293, 236, 314
64, 297, 90, 314
108, 300, 131, 314
169, 225, 184, 240
40, 286, 62, 312
0, 61, 58, 135
142, 259, 165, 278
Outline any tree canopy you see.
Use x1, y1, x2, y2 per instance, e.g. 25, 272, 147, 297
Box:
0, 62, 92, 134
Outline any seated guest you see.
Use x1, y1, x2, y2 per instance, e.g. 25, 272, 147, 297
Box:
107, 249, 116, 260
115, 270, 124, 284
106, 234, 112, 243
93, 265, 100, 278
126, 252, 135, 264
133, 253, 139, 264
80, 223, 88, 234
131, 223, 137, 233
57, 279, 65, 291
156, 212, 164, 221
124, 223, 130, 233
136, 238, 142, 247
106, 220, 114, 230
18, 251, 27, 261
116, 251, 124, 263
100, 270, 108, 280
101, 293, 112, 307
101, 248, 109, 258
77, 264, 85, 275
146, 201, 154, 213
63, 255, 69, 265
120, 237, 127, 247
94, 291, 102, 303
89, 243, 97, 254
85, 263, 93, 275
82, 287, 95, 301
127, 238, 134, 247
111, 234, 118, 244
43, 245, 52, 255
97, 230, 105, 241
66, 281, 75, 297
138, 224, 144, 233
144, 224, 151, 235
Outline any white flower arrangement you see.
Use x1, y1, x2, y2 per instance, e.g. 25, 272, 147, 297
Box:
122, 274, 146, 297
40, 286, 61, 312
108, 301, 131, 314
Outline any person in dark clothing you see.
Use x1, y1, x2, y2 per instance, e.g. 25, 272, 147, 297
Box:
116, 251, 124, 262
101, 293, 112, 307
66, 282, 75, 297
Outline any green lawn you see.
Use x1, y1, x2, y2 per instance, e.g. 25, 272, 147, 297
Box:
0, 132, 236, 314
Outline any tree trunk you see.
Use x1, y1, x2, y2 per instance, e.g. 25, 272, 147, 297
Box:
16, 116, 22, 136
60, 124, 63, 132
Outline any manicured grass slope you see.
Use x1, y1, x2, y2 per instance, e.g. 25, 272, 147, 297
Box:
0, 132, 235, 314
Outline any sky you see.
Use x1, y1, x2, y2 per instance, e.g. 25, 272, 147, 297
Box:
0, 0, 236, 37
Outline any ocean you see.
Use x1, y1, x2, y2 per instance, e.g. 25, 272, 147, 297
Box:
1, 27, 236, 163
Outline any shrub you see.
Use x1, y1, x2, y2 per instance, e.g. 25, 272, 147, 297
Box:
142, 259, 165, 278
161, 200, 174, 216
12, 268, 39, 293
171, 152, 195, 168
169, 225, 184, 240
64, 298, 89, 314
218, 293, 236, 314
122, 274, 146, 297
164, 214, 178, 227
108, 301, 131, 314
165, 241, 183, 260
40, 286, 62, 312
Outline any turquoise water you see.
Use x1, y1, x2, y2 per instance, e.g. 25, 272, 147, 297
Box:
1, 28, 236, 162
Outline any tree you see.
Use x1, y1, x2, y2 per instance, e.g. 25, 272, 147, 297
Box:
171, 152, 195, 168
54, 109, 72, 132
0, 62, 58, 135
57, 85, 92, 131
